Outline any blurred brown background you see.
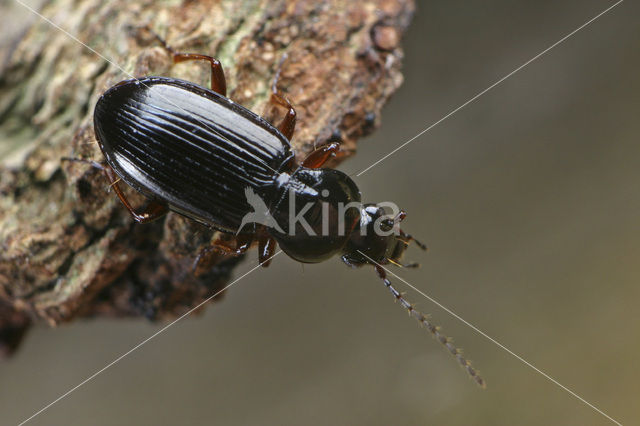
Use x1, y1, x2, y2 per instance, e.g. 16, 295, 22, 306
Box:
2, 0, 639, 425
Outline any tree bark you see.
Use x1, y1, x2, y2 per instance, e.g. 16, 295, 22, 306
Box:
0, 0, 414, 356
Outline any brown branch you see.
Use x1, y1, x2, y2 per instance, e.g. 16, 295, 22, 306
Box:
0, 0, 415, 356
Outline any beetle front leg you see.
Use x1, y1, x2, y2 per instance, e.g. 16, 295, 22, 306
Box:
300, 142, 341, 169
103, 166, 169, 223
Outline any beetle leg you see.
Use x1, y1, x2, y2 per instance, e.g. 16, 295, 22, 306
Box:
257, 227, 277, 268
172, 53, 227, 97
62, 158, 167, 223
270, 92, 296, 141
60, 157, 106, 171
192, 234, 254, 275
103, 166, 169, 223
269, 55, 297, 141
300, 142, 341, 169
144, 29, 227, 96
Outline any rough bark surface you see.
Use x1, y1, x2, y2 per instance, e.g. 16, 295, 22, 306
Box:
0, 0, 414, 355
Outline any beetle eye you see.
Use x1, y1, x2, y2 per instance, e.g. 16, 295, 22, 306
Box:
381, 218, 395, 229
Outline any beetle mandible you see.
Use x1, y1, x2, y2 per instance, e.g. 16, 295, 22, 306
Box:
85, 42, 484, 387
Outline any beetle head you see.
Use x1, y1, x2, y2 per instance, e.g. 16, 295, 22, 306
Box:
341, 204, 426, 268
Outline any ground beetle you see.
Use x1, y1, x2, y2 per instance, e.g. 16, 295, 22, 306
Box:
83, 42, 483, 387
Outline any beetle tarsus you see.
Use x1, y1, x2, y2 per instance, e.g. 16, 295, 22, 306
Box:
269, 54, 296, 141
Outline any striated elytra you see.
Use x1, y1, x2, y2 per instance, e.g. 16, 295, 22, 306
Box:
94, 77, 295, 235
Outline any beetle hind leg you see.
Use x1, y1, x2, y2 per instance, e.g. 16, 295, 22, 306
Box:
146, 29, 227, 96
171, 53, 227, 97
63, 157, 169, 223
60, 157, 106, 171
103, 166, 169, 223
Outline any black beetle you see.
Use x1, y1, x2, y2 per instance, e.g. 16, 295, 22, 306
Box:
82, 45, 483, 387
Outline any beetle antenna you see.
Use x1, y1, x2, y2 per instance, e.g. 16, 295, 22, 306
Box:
374, 265, 485, 388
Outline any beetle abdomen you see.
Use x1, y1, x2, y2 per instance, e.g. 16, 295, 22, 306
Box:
94, 77, 293, 231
